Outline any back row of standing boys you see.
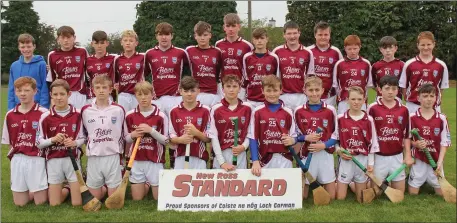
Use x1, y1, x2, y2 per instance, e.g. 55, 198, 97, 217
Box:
3, 13, 451, 207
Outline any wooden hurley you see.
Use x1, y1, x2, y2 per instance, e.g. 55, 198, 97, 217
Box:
287, 146, 331, 205
341, 149, 404, 203
105, 137, 142, 209
231, 117, 239, 166
67, 149, 102, 212
362, 161, 409, 203
411, 129, 456, 204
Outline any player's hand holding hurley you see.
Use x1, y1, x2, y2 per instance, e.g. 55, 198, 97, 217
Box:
179, 134, 194, 144
136, 123, 153, 135
231, 145, 245, 156
184, 123, 199, 136
413, 139, 427, 150
130, 129, 144, 139
281, 134, 296, 147
51, 133, 65, 144
63, 137, 76, 148
337, 147, 352, 160
305, 133, 321, 143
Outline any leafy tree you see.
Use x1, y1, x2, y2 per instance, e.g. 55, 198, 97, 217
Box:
133, 1, 237, 52
1, 1, 40, 73
286, 1, 456, 78
35, 23, 58, 60
240, 17, 284, 50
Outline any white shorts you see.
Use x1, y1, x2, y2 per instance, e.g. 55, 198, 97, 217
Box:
153, 95, 182, 116
279, 93, 307, 110
406, 102, 441, 114
212, 149, 247, 169
246, 100, 264, 108
129, 161, 164, 186
69, 91, 87, 109
174, 156, 207, 169
10, 154, 48, 193
86, 154, 122, 189
263, 153, 293, 168
217, 83, 246, 101
322, 95, 336, 107
408, 159, 443, 189
197, 92, 221, 107
301, 150, 336, 185
337, 101, 367, 115
374, 153, 406, 182
118, 92, 138, 112
47, 157, 81, 184
337, 155, 368, 184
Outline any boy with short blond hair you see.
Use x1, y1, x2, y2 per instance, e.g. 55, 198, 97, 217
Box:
2, 77, 49, 206
114, 29, 145, 112
293, 76, 338, 199
125, 81, 169, 200
81, 75, 126, 200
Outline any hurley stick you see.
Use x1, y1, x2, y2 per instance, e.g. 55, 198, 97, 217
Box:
67, 149, 102, 212
411, 129, 456, 203
288, 146, 331, 205
105, 137, 142, 209
341, 149, 403, 203
231, 117, 239, 166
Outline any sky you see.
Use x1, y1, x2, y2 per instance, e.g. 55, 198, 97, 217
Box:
29, 1, 288, 45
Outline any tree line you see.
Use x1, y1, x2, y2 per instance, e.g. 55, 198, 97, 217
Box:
2, 1, 456, 84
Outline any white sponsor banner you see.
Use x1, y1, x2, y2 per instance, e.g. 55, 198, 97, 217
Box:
158, 168, 302, 212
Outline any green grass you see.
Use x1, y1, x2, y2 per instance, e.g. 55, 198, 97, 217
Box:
1, 87, 456, 222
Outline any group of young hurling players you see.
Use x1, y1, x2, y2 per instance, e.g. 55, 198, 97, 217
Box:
2, 12, 452, 207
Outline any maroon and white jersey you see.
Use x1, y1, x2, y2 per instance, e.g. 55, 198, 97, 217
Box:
37, 105, 84, 160
81, 100, 126, 156
247, 101, 296, 166
114, 52, 145, 95
86, 53, 117, 99
125, 104, 168, 163
409, 109, 451, 164
47, 47, 89, 94
371, 59, 404, 98
208, 99, 252, 150
332, 57, 373, 103
294, 102, 338, 158
215, 37, 254, 81
399, 56, 449, 106
367, 98, 410, 156
272, 44, 315, 94
2, 103, 48, 160
336, 111, 379, 155
243, 51, 280, 101
306, 45, 343, 99
169, 102, 211, 161
145, 45, 188, 98
185, 45, 222, 94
